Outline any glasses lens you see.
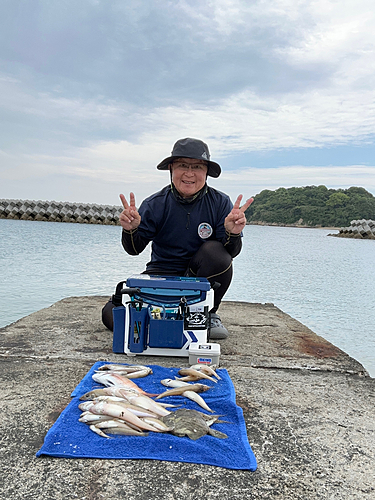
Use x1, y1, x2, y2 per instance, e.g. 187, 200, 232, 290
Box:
174, 162, 205, 171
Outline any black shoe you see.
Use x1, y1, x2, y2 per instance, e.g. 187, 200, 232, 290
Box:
209, 313, 229, 339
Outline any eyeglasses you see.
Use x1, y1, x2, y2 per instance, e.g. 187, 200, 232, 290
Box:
172, 162, 207, 172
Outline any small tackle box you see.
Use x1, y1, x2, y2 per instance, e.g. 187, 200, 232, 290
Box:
112, 275, 219, 358
188, 342, 221, 365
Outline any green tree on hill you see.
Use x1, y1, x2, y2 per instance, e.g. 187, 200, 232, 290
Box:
326, 192, 349, 208
245, 186, 375, 227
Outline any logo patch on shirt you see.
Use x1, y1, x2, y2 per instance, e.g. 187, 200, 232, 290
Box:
198, 222, 213, 239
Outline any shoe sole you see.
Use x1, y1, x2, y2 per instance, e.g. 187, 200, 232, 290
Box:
209, 333, 228, 340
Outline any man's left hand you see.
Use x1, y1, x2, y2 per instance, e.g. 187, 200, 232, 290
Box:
224, 195, 254, 234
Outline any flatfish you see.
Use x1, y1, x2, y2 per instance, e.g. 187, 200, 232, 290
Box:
161, 409, 228, 440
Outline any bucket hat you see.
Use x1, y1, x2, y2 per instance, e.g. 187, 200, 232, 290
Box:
156, 138, 221, 178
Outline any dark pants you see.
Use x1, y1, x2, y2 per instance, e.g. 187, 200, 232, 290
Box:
102, 240, 233, 331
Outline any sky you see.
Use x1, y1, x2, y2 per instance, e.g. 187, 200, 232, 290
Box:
1, 0, 375, 207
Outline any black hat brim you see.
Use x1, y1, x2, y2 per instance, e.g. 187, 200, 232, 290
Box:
156, 156, 221, 178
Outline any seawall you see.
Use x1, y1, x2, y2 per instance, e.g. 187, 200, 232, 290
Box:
0, 198, 122, 225
3, 200, 374, 240
329, 219, 375, 239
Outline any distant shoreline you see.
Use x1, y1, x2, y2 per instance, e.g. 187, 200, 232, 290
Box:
247, 221, 339, 230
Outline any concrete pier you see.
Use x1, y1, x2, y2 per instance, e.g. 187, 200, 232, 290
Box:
0, 298, 374, 499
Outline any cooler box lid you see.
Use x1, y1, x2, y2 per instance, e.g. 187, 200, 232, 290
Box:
126, 275, 211, 291
125, 275, 211, 307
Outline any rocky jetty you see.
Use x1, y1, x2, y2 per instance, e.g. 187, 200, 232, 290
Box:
0, 198, 122, 225
329, 219, 375, 239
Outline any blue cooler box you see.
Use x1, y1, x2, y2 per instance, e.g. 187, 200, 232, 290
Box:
112, 275, 214, 357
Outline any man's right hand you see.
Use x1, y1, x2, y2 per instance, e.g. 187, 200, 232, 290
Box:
119, 193, 141, 231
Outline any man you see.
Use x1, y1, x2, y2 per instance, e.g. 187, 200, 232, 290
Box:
103, 138, 253, 338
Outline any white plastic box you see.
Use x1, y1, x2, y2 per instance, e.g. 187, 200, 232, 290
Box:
188, 342, 221, 366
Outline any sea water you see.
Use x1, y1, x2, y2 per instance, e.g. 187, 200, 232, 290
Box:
0, 219, 374, 377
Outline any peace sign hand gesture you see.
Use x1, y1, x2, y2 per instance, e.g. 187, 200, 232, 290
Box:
224, 195, 253, 234
119, 192, 141, 231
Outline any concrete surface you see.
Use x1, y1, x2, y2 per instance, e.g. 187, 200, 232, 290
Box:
0, 297, 374, 500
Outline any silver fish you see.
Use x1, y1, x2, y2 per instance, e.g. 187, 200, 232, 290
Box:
140, 417, 173, 432
79, 387, 139, 401
181, 390, 214, 413
177, 368, 217, 383
89, 424, 111, 438
98, 364, 152, 374
87, 401, 160, 432
160, 378, 192, 387
155, 383, 210, 400
190, 364, 221, 379
79, 413, 113, 424
91, 372, 158, 396
123, 393, 171, 417
94, 420, 149, 436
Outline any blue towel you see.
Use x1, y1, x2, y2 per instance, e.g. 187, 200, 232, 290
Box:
36, 362, 257, 470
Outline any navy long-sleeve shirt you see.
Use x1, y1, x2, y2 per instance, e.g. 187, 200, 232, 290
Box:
122, 184, 242, 274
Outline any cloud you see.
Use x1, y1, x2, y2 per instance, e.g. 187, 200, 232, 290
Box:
1, 78, 375, 204
3, 0, 373, 103
1, 0, 375, 204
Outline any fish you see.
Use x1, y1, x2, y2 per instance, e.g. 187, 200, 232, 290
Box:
155, 383, 211, 400
79, 413, 114, 424
87, 401, 161, 432
92, 397, 160, 417
80, 387, 169, 416
80, 389, 108, 400
160, 378, 210, 391
78, 401, 96, 412
155, 402, 181, 408
89, 424, 111, 438
116, 369, 152, 379
160, 378, 192, 388
181, 390, 214, 413
91, 372, 158, 396
123, 393, 171, 417
190, 364, 221, 380
79, 387, 139, 401
156, 381, 213, 411
174, 375, 203, 382
177, 368, 217, 383
140, 417, 173, 432
95, 365, 153, 379
98, 364, 152, 374
94, 420, 149, 436
161, 409, 228, 440
92, 372, 139, 387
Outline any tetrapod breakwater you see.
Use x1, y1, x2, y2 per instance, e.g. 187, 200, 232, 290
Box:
329, 219, 375, 239
0, 199, 122, 225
